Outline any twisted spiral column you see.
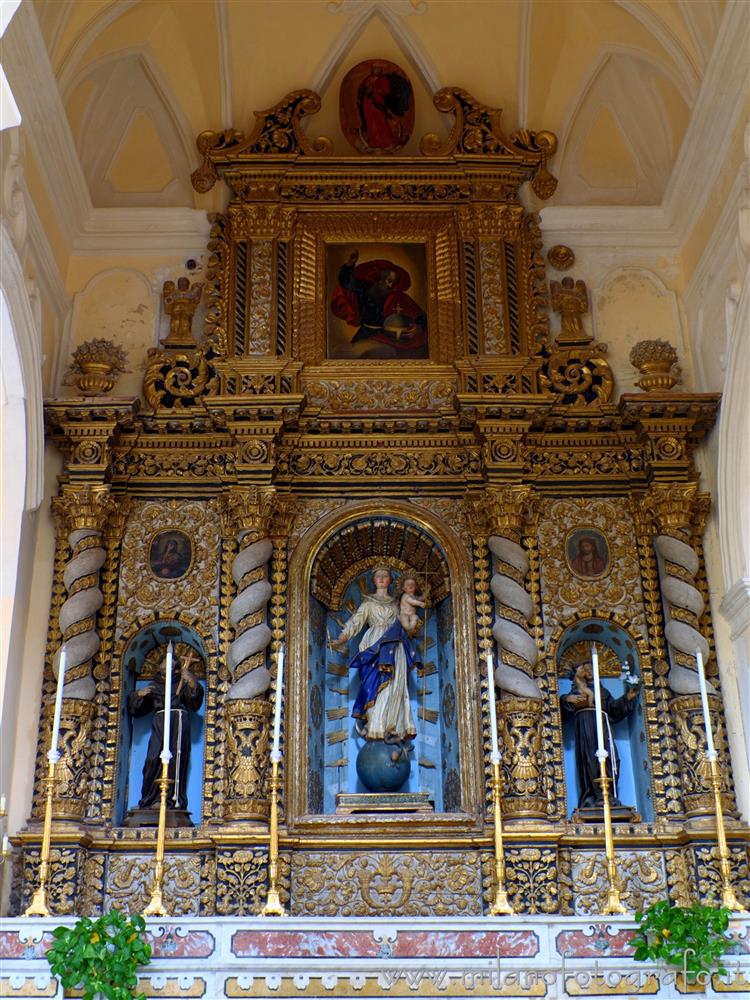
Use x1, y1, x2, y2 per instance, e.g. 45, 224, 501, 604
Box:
470, 487, 546, 820
51, 487, 114, 701
41, 487, 115, 821
219, 489, 278, 821
646, 484, 730, 818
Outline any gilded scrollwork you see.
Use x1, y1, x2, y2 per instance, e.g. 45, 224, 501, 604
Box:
105, 854, 202, 915
191, 90, 333, 193
117, 500, 220, 637
305, 378, 455, 412
277, 447, 481, 479
291, 851, 482, 916
143, 348, 219, 411
568, 850, 666, 915
537, 498, 645, 631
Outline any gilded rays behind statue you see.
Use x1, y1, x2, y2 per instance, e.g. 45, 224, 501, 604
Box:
339, 59, 414, 154
327, 244, 429, 360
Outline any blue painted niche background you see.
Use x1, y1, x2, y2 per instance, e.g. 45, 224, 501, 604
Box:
117, 620, 206, 824
309, 569, 460, 814
558, 619, 653, 821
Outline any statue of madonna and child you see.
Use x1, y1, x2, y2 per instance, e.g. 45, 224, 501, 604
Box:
330, 566, 427, 793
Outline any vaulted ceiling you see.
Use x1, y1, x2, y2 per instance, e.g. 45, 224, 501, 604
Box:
32, 0, 723, 210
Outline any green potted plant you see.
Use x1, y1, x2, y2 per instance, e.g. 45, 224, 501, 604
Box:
629, 900, 732, 980
46, 908, 151, 1000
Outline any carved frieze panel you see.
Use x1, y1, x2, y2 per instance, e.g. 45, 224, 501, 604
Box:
562, 849, 667, 915
290, 851, 482, 916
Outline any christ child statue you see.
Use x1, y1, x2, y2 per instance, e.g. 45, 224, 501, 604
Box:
398, 575, 425, 634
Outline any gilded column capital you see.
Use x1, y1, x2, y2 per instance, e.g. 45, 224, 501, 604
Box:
51, 485, 117, 537
643, 482, 700, 539
465, 486, 536, 544
484, 485, 536, 541
217, 487, 278, 541
270, 495, 299, 541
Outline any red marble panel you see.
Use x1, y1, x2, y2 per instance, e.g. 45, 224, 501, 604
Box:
556, 924, 636, 958
148, 929, 215, 958
0, 931, 53, 959
390, 931, 539, 958
231, 930, 382, 957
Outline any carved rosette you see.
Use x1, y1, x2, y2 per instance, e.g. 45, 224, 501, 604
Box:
224, 699, 272, 821
497, 697, 546, 817
219, 488, 276, 701
52, 487, 116, 700
670, 694, 731, 818
644, 484, 710, 696
48, 699, 97, 820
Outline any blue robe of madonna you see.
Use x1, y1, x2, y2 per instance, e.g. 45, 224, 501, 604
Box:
337, 594, 420, 741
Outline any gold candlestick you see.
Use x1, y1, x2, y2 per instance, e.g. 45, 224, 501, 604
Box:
143, 759, 171, 918
597, 754, 628, 915
706, 753, 747, 912
260, 754, 286, 917
488, 758, 514, 915
24, 756, 58, 917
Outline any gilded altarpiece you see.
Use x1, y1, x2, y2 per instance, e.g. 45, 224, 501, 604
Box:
13, 86, 749, 917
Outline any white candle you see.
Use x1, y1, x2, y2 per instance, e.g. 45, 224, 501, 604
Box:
486, 648, 500, 762
271, 646, 284, 758
591, 644, 606, 757
2, 835, 9, 857
0, 795, 6, 815
162, 643, 173, 761
695, 646, 716, 758
49, 646, 67, 762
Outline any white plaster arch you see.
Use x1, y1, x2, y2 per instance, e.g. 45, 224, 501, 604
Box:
555, 45, 690, 198
56, 0, 140, 95
311, 1, 442, 101
614, 0, 701, 100
68, 46, 197, 207
0, 222, 43, 512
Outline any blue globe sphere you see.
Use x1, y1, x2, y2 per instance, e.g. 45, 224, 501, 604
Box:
356, 739, 411, 792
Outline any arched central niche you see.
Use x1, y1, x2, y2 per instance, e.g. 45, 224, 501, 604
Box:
307, 516, 461, 814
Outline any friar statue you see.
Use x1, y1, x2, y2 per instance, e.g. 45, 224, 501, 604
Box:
128, 648, 204, 815
561, 661, 639, 810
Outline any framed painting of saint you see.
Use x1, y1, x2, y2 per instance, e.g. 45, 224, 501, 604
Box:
339, 59, 415, 154
149, 529, 192, 580
327, 242, 429, 360
565, 528, 610, 580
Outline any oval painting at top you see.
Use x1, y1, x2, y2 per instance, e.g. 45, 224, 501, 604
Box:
340, 59, 414, 154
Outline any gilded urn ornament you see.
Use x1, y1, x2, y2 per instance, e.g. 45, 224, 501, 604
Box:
68, 338, 129, 396
629, 339, 682, 392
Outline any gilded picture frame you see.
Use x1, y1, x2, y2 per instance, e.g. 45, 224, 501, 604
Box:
293, 210, 459, 368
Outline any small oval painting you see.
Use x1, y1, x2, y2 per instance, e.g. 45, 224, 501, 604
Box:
565, 528, 610, 580
340, 59, 414, 154
149, 529, 192, 581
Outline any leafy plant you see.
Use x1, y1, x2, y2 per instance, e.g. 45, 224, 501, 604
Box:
46, 909, 151, 1000
630, 900, 731, 978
